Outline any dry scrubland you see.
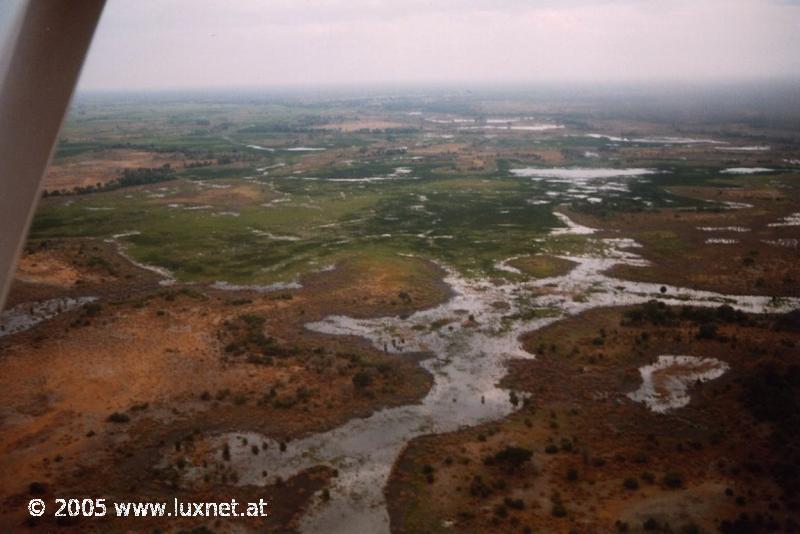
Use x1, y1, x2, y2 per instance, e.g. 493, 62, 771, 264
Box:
389, 304, 800, 533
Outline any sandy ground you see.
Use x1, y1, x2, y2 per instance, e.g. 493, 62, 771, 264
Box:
44, 149, 186, 192
15, 251, 92, 288
314, 119, 412, 132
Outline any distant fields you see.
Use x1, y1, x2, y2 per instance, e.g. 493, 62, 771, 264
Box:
34, 95, 800, 285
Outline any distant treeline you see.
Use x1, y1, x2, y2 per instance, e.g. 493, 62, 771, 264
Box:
117, 165, 174, 187
238, 124, 316, 134
55, 140, 247, 161
238, 115, 330, 133
43, 164, 175, 197
185, 160, 214, 168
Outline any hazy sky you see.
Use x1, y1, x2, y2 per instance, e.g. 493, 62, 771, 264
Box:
77, 0, 800, 90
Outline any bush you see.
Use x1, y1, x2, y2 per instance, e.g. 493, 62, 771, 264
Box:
469, 475, 492, 498
643, 518, 659, 530
352, 370, 372, 389
28, 482, 48, 495
493, 446, 533, 469
246, 354, 273, 366
716, 305, 747, 324
663, 472, 684, 489
84, 302, 102, 317
623, 477, 640, 490
239, 314, 265, 329
107, 412, 130, 423
504, 497, 525, 510
623, 300, 676, 326
697, 323, 718, 340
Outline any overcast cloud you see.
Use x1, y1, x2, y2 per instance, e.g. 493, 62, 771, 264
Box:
77, 0, 800, 90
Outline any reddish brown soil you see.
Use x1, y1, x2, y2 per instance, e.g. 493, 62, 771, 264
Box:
387, 305, 800, 533
7, 239, 163, 307
0, 241, 449, 531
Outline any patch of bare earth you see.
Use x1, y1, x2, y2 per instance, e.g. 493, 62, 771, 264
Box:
0, 245, 449, 531
44, 149, 185, 193
6, 239, 162, 306
314, 118, 412, 132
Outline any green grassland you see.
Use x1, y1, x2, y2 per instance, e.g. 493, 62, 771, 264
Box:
31, 171, 564, 283
32, 94, 800, 286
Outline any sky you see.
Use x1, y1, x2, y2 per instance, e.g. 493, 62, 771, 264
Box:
74, 0, 800, 90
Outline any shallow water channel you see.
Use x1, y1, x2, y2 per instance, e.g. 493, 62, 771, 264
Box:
188, 215, 799, 533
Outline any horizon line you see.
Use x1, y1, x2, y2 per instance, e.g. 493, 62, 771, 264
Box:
75, 77, 800, 94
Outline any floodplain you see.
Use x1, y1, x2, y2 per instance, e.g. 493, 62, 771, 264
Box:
1, 86, 799, 532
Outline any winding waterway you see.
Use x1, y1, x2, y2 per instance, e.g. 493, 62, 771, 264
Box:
189, 215, 799, 533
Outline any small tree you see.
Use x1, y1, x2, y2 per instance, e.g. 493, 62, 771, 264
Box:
107, 412, 129, 423
663, 472, 684, 489
352, 371, 372, 389
697, 323, 718, 340
494, 446, 533, 469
